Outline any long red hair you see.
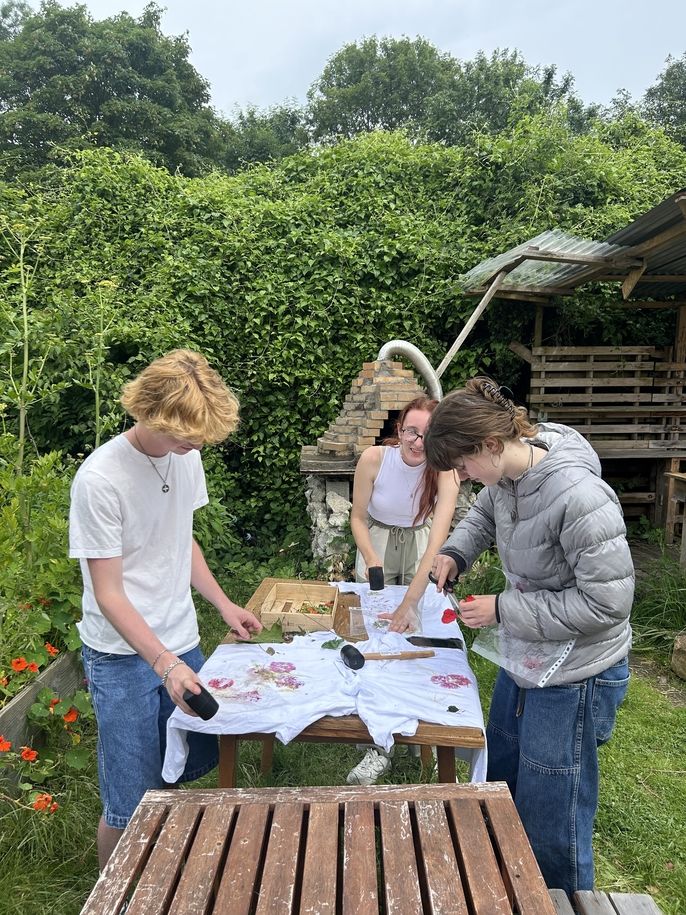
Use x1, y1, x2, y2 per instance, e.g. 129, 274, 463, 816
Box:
382, 395, 439, 524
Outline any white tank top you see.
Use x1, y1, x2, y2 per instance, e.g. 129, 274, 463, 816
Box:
368, 446, 426, 527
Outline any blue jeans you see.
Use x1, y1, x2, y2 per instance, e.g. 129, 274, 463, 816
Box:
82, 644, 219, 829
486, 658, 629, 897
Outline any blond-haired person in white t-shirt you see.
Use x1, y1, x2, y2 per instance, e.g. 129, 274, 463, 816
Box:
69, 349, 261, 868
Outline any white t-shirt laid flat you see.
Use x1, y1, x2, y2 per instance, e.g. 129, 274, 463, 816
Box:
69, 434, 208, 656
162, 634, 360, 782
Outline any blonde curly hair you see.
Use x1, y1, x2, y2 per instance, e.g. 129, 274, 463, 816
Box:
120, 349, 239, 444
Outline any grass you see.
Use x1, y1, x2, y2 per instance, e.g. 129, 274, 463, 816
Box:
1, 551, 684, 914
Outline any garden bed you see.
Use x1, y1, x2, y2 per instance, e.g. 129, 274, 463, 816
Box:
0, 652, 82, 750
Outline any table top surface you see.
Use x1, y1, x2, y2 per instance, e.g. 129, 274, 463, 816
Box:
81, 782, 557, 915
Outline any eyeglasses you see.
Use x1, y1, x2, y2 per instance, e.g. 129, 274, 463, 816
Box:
401, 428, 424, 443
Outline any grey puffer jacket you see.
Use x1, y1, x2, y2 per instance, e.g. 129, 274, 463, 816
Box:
440, 423, 634, 686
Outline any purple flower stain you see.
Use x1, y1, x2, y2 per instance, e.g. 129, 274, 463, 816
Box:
431, 673, 471, 689
269, 661, 296, 673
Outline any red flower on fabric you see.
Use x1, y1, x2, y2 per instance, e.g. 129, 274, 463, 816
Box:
11, 657, 28, 671
441, 608, 457, 624
0, 736, 11, 752
20, 747, 38, 762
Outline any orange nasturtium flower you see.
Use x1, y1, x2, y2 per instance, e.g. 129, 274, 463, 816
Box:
11, 657, 28, 672
0, 677, 8, 687
32, 793, 53, 811
63, 707, 79, 724
48, 698, 60, 713
20, 747, 38, 762
45, 643, 59, 656
0, 736, 11, 752
27, 662, 39, 673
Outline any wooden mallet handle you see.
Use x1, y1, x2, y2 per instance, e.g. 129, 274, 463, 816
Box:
361, 650, 435, 661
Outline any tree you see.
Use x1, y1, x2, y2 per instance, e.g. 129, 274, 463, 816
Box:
0, 1, 226, 176
221, 102, 308, 172
0, 0, 30, 40
307, 36, 458, 139
643, 52, 686, 147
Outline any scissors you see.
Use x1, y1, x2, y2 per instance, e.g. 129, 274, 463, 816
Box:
428, 571, 461, 616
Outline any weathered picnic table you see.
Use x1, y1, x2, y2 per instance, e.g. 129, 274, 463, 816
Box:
80, 781, 559, 914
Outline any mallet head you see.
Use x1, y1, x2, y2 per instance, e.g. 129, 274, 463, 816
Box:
340, 644, 365, 670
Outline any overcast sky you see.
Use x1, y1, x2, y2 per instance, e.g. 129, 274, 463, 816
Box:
31, 1, 686, 117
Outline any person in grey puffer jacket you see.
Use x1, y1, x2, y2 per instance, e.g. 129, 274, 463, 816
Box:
424, 377, 633, 900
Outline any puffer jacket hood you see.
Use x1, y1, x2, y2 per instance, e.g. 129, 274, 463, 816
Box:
441, 423, 634, 686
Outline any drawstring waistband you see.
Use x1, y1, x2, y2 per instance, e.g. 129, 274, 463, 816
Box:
368, 516, 429, 586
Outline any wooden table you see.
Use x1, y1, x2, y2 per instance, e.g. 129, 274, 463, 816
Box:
80, 782, 558, 915
217, 578, 486, 788
665, 472, 686, 567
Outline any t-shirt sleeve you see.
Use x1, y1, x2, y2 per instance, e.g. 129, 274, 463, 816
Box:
69, 469, 123, 559
193, 453, 209, 511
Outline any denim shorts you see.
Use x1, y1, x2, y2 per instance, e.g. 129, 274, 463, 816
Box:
82, 644, 219, 829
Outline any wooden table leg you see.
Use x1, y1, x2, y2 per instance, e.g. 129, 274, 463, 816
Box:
261, 735, 275, 777
419, 745, 433, 770
435, 745, 455, 783
219, 735, 238, 788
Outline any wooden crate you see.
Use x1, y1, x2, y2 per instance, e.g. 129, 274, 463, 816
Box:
260, 580, 338, 632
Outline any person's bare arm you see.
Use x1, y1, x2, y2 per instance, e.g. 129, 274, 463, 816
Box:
87, 556, 200, 711
191, 539, 261, 639
387, 469, 460, 632
350, 447, 383, 577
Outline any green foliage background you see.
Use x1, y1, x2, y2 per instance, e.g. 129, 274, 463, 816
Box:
2, 120, 686, 546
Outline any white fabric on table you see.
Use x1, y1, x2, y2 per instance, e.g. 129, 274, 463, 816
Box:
162, 633, 358, 782
163, 583, 486, 783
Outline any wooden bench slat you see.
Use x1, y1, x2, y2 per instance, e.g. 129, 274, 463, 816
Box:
608, 892, 665, 914
548, 889, 576, 913
449, 798, 511, 915
414, 799, 469, 915
126, 803, 200, 915
342, 800, 378, 915
80, 803, 167, 914
255, 802, 304, 914
483, 795, 558, 915
167, 802, 236, 915
299, 802, 339, 915
214, 803, 270, 915
379, 801, 423, 914
574, 889, 622, 913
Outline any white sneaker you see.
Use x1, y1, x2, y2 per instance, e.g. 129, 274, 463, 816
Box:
346, 748, 392, 785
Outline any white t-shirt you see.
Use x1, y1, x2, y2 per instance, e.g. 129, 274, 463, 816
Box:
69, 434, 209, 655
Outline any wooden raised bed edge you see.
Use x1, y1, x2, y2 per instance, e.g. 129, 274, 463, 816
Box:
0, 651, 83, 750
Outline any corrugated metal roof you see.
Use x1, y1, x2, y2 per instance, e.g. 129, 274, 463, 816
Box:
461, 188, 686, 300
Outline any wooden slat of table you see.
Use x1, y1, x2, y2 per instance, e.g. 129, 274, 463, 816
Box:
379, 800, 423, 914
343, 800, 379, 915
299, 802, 339, 914
256, 802, 304, 913
484, 795, 557, 915
549, 890, 576, 913
167, 801, 236, 915
574, 890, 664, 914
80, 803, 167, 914
213, 803, 270, 914
414, 799, 469, 915
126, 803, 201, 915
449, 798, 511, 915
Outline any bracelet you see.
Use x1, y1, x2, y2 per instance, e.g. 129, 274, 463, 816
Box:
151, 648, 170, 672
161, 659, 184, 688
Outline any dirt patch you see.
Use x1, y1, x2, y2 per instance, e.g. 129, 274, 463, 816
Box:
630, 652, 686, 707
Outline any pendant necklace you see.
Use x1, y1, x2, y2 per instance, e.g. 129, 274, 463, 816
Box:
133, 429, 172, 493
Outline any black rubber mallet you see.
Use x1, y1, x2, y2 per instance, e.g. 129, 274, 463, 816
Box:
340, 644, 435, 670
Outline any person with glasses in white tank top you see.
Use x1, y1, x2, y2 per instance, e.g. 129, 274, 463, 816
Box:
346, 395, 460, 784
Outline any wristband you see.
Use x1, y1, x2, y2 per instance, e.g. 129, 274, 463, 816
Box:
161, 659, 184, 687
151, 648, 170, 671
